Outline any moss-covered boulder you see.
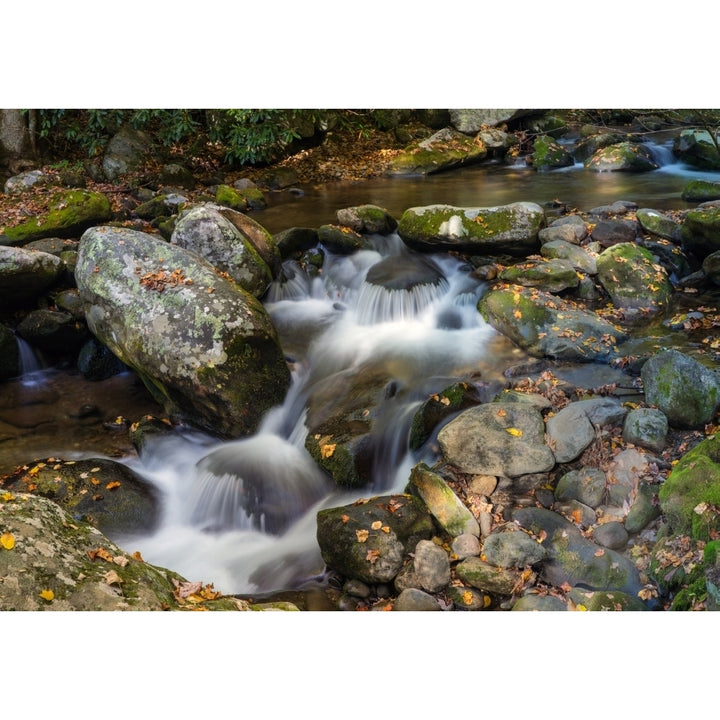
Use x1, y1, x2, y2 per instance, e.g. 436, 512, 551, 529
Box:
316, 494, 435, 585
336, 204, 398, 235
681, 179, 720, 202
134, 193, 187, 220
499, 257, 580, 293
595, 242, 672, 312
0, 245, 65, 306
3, 189, 112, 244
539, 239, 597, 274
703, 250, 720, 285
585, 142, 659, 172
478, 284, 626, 361
317, 224, 365, 254
171, 203, 278, 298
658, 435, 720, 540
572, 132, 629, 163
397, 202, 545, 255
641, 349, 720, 429
567, 588, 647, 611
636, 208, 682, 242
215, 184, 267, 211
75, 226, 290, 438
531, 135, 574, 171
1, 457, 159, 537
388, 127, 488, 176
673, 129, 720, 170
680, 206, 720, 261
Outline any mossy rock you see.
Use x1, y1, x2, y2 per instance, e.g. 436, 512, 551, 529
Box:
498, 257, 580, 293
531, 135, 574, 171
567, 588, 647, 611
573, 133, 629, 163
0, 323, 20, 379
658, 434, 720, 540
4, 190, 112, 243
681, 179, 720, 202
680, 206, 720, 261
585, 142, 659, 172
595, 242, 672, 312
673, 129, 720, 170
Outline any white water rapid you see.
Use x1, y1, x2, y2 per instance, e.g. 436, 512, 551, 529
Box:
120, 235, 519, 595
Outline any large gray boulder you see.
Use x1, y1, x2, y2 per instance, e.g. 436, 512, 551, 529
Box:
449, 109, 526, 134
397, 202, 545, 255
0, 245, 65, 306
102, 125, 154, 181
75, 226, 290, 437
171, 203, 279, 298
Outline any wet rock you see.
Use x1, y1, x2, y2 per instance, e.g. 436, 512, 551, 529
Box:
592, 521, 629, 550
408, 463, 480, 537
397, 201, 545, 256
77, 337, 127, 380
636, 208, 682, 241
482, 527, 548, 568
0, 245, 65, 306
437, 402, 555, 477
573, 132, 629, 162
539, 239, 597, 274
624, 482, 661, 534
555, 467, 607, 508
499, 257, 580, 293
16, 309, 88, 356
567, 587, 646, 611
336, 204, 398, 235
585, 142, 659, 172
446, 585, 492, 610
680, 206, 720, 261
682, 179, 720, 202
317, 224, 365, 254
75, 226, 290, 438
478, 284, 626, 362
531, 135, 574, 171
590, 219, 637, 247
596, 242, 672, 312
511, 593, 567, 611
316, 494, 435, 585
640, 349, 720, 428
546, 214, 589, 243
702, 250, 720, 285
413, 539, 451, 592
622, 407, 668, 452
273, 227, 319, 258
393, 587, 442, 610
673, 129, 720, 170
1, 457, 159, 537
455, 556, 524, 596
0, 324, 20, 379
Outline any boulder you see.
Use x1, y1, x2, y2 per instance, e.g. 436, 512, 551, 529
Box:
681, 180, 720, 202
531, 135, 574, 171
388, 127, 488, 176
635, 208, 682, 242
437, 402, 555, 478
0, 324, 20, 379
336, 204, 398, 235
585, 142, 659, 172
572, 133, 629, 162
478, 284, 626, 362
102, 125, 154, 181
171, 203, 279, 298
0, 245, 65, 306
449, 109, 526, 134
673, 129, 720, 170
3, 169, 47, 195
539, 239, 597, 274
397, 202, 545, 255
680, 206, 720, 261
75, 226, 290, 438
498, 257, 580, 293
3, 189, 112, 244
595, 242, 672, 312
640, 349, 720, 428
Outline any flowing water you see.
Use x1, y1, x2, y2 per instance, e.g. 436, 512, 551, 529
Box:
6, 139, 720, 597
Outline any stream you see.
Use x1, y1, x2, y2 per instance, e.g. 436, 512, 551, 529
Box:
4, 138, 720, 597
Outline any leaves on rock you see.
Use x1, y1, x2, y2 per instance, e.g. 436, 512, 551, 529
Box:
1, 532, 15, 550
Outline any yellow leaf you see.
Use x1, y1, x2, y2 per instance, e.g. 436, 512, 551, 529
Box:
513, 309, 522, 320
381, 526, 390, 533
371, 521, 383, 530
105, 481, 121, 490
576, 603, 587, 611
483, 595, 492, 608
462, 590, 474, 606
1, 492, 15, 502
39, 589, 54, 601
505, 427, 523, 437
356, 529, 369, 543
1, 532, 15, 550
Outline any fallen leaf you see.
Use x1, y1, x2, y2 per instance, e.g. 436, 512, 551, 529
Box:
356, 529, 369, 543
113, 556, 129, 567
105, 481, 121, 490
371, 520, 383, 530
132, 551, 144, 562
505, 427, 523, 437
439, 396, 451, 406
39, 589, 54, 601
88, 547, 115, 563
1, 532, 15, 550
320, 443, 336, 459
366, 549, 381, 564
1, 492, 16, 502
104, 570, 123, 586
341, 514, 350, 524
381, 526, 390, 533
594, 548, 605, 557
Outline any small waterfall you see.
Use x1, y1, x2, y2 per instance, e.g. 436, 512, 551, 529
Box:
644, 140, 676, 168
14, 334, 47, 386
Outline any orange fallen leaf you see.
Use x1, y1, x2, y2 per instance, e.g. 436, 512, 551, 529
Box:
132, 551, 144, 562
366, 549, 381, 564
356, 529, 369, 543
594, 548, 605, 557
39, 589, 54, 601
105, 481, 121, 490
88, 547, 115, 563
341, 514, 350, 524
371, 521, 383, 530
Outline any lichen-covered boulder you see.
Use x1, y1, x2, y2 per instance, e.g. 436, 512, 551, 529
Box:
539, 239, 597, 274
388, 127, 488, 176
572, 132, 629, 162
171, 203, 278, 298
0, 245, 65, 306
595, 242, 672, 312
673, 129, 720, 170
75, 226, 290, 437
641, 349, 720, 428
3, 189, 112, 244
499, 257, 580, 293
3, 169, 48, 195
585, 142, 658, 172
398, 202, 545, 255
658, 435, 720, 540
449, 109, 525, 134
636, 208, 682, 242
478, 284, 626, 361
